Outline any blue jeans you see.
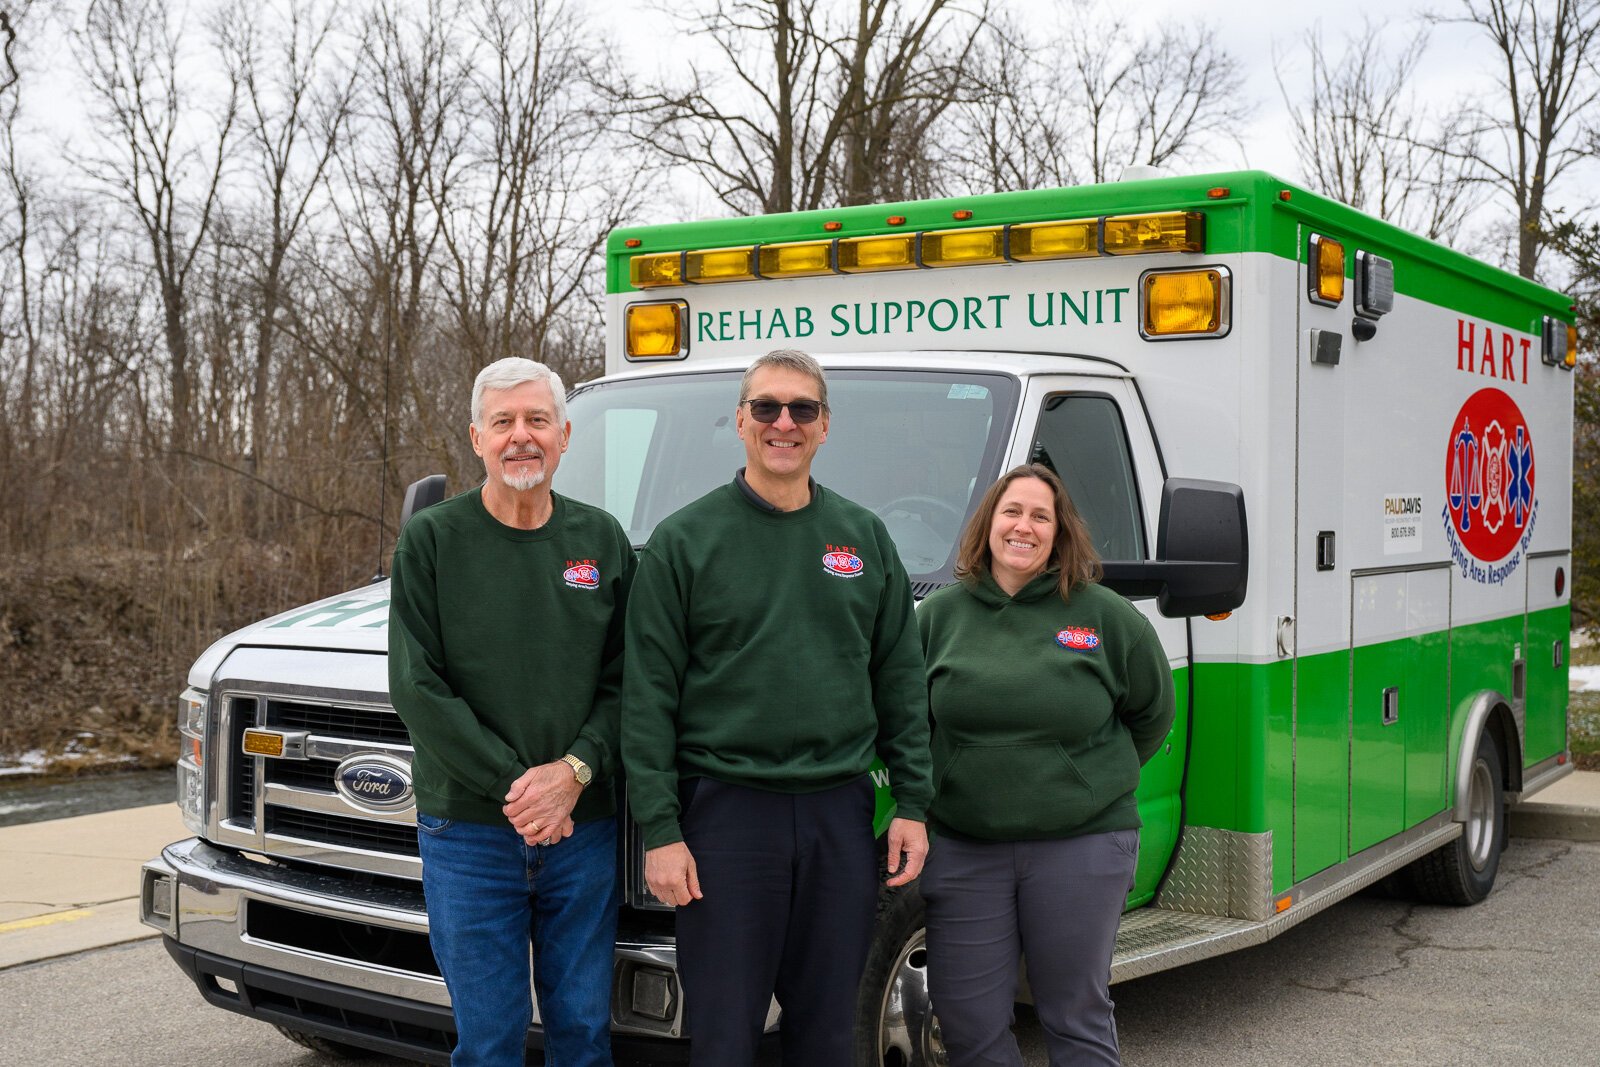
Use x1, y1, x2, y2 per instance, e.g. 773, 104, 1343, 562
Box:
417, 812, 618, 1067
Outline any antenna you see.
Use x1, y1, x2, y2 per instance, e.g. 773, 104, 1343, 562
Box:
373, 330, 395, 583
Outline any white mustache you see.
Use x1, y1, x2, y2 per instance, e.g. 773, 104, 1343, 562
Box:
502, 446, 544, 462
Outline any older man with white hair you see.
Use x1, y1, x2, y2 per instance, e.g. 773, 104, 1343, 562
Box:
389, 357, 635, 1067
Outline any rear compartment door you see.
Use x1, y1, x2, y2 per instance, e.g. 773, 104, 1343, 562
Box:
1013, 375, 1187, 906
1292, 223, 1358, 882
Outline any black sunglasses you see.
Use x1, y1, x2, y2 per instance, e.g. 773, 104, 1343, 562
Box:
742, 398, 826, 424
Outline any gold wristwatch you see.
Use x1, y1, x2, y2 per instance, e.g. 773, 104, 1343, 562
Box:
561, 753, 593, 786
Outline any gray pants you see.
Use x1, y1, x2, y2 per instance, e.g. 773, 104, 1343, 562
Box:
921, 829, 1138, 1067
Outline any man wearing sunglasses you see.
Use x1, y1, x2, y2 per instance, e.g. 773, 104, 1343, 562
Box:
623, 349, 933, 1066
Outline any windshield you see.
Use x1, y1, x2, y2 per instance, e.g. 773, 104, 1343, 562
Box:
561, 369, 1018, 582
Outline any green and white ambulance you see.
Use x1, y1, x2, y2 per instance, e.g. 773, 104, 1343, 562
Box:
142, 170, 1578, 1065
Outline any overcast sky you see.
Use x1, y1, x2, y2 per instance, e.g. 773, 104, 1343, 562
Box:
610, 0, 1491, 178
13, 0, 1589, 274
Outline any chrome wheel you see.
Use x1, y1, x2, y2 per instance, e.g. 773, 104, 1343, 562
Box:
876, 927, 946, 1067
1465, 755, 1497, 872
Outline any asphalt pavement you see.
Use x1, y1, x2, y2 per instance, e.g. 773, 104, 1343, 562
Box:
1, 770, 1596, 1064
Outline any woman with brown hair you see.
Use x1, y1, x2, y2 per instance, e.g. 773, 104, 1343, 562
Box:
916, 463, 1175, 1066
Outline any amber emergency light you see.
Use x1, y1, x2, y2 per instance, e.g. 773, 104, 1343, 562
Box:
626, 301, 688, 360
1308, 234, 1345, 305
920, 226, 1006, 267
685, 246, 757, 284
837, 234, 918, 273
631, 252, 683, 289
1008, 218, 1098, 261
1143, 269, 1225, 337
758, 240, 835, 278
1104, 212, 1205, 255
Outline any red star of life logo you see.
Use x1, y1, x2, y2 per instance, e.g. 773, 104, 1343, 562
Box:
1479, 418, 1508, 536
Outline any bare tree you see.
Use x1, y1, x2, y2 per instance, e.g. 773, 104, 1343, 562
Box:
946, 7, 1251, 194
1276, 22, 1486, 241
621, 0, 992, 214
217, 0, 356, 476
1439, 0, 1600, 278
75, 0, 240, 447
0, 45, 39, 452
321, 0, 469, 490
827, 0, 991, 203
0, 7, 23, 95
432, 0, 636, 391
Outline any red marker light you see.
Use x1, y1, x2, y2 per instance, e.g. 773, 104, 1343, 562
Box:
1207, 187, 1229, 199
624, 238, 641, 248
886, 215, 907, 226
1279, 190, 1292, 202
823, 221, 843, 232
952, 209, 973, 220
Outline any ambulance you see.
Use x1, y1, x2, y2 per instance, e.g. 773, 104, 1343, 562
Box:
141, 170, 1577, 1065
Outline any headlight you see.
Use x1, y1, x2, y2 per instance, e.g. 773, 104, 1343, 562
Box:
177, 688, 207, 833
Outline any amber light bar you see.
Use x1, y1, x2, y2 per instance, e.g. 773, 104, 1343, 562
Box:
625, 210, 1207, 288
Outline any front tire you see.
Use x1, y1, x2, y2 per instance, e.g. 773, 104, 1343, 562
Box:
855, 884, 947, 1067
272, 1026, 376, 1060
1407, 730, 1506, 905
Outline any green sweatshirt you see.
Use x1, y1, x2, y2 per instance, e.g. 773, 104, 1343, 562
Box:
623, 477, 934, 850
917, 570, 1174, 842
388, 488, 635, 826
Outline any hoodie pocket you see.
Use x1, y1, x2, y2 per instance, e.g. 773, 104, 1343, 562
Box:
933, 741, 1098, 840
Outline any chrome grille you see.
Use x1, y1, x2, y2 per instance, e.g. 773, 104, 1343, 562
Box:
209, 649, 419, 879
230, 698, 257, 826
268, 809, 420, 857
267, 759, 338, 791
269, 698, 410, 744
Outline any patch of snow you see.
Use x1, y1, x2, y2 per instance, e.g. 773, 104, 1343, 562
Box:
0, 750, 48, 777
1571, 666, 1600, 693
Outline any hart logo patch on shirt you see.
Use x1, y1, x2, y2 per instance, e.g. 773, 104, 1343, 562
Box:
563, 561, 600, 589
822, 545, 865, 578
1055, 626, 1101, 652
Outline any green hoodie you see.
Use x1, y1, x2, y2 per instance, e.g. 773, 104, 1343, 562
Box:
917, 570, 1174, 842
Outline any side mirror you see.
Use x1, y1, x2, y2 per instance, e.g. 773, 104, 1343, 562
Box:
400, 474, 447, 530
1100, 478, 1248, 617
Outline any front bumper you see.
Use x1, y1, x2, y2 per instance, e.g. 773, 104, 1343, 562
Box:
141, 837, 689, 1063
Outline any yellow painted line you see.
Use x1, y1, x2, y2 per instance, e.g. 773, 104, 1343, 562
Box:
0, 908, 96, 934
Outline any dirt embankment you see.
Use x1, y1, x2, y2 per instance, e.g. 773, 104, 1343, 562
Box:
1, 554, 185, 773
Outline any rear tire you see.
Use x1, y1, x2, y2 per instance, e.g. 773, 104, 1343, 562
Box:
854, 884, 947, 1067
1407, 730, 1505, 905
273, 1026, 377, 1060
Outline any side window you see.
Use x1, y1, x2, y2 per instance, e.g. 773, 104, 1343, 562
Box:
1029, 394, 1146, 560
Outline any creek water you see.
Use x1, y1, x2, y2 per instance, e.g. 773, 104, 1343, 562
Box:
0, 767, 173, 827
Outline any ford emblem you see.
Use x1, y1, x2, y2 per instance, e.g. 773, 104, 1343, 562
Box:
334, 754, 415, 813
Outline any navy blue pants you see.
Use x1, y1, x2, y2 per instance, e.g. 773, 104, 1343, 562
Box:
675, 776, 879, 1067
